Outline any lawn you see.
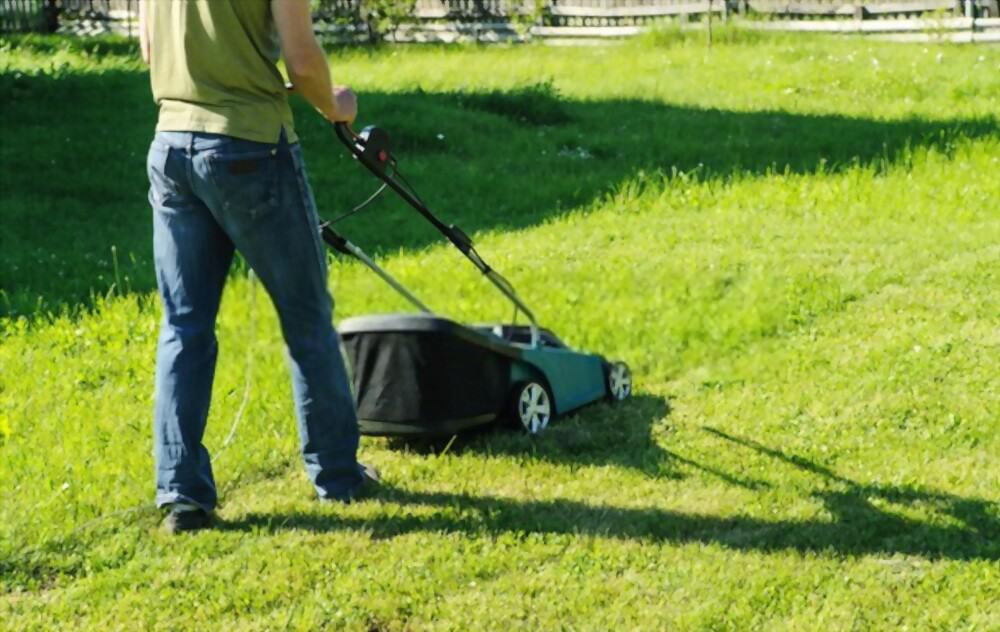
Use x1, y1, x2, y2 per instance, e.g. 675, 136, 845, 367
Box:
1, 30, 999, 630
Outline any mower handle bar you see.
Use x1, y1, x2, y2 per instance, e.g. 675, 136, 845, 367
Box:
333, 121, 541, 348
320, 223, 433, 314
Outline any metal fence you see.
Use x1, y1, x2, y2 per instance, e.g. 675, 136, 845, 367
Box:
1, 0, 997, 38
0, 0, 135, 33
0, 0, 50, 32
311, 0, 997, 22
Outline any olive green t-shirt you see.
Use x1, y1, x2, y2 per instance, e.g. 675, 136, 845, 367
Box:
149, 0, 297, 144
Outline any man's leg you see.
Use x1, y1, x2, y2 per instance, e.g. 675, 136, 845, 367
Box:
192, 135, 362, 501
149, 134, 235, 512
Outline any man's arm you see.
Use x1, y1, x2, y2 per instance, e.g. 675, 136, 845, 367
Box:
138, 0, 149, 65
272, 0, 356, 123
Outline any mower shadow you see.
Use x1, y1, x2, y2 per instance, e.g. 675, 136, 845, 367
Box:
381, 393, 678, 479
223, 430, 1000, 562
3, 60, 999, 318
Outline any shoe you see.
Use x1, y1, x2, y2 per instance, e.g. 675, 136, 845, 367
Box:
349, 462, 381, 502
322, 462, 381, 504
161, 503, 213, 534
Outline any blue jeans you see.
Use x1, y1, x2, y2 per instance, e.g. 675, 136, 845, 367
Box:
148, 131, 362, 510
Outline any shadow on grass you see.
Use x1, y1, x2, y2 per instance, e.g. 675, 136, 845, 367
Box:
223, 432, 999, 561
702, 427, 1000, 548
2, 63, 999, 318
383, 394, 679, 479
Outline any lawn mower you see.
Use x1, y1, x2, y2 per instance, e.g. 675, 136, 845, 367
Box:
319, 121, 632, 437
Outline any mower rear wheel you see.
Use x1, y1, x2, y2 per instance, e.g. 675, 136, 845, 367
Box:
606, 361, 632, 402
512, 381, 552, 435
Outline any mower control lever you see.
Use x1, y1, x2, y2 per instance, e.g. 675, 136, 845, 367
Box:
357, 126, 392, 173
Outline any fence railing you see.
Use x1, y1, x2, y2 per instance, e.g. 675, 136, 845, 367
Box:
1, 0, 998, 39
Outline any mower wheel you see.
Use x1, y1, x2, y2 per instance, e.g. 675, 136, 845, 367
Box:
511, 381, 552, 436
606, 361, 632, 402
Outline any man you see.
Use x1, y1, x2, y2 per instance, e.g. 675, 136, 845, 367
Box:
139, 0, 377, 534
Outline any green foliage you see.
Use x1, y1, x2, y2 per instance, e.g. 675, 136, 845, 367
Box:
1, 34, 999, 630
507, 0, 547, 35
313, 0, 418, 42
359, 0, 418, 42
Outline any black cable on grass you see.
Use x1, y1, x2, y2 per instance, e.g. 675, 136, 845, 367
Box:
217, 269, 257, 457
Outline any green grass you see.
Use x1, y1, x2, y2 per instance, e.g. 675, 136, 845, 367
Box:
1, 31, 999, 630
